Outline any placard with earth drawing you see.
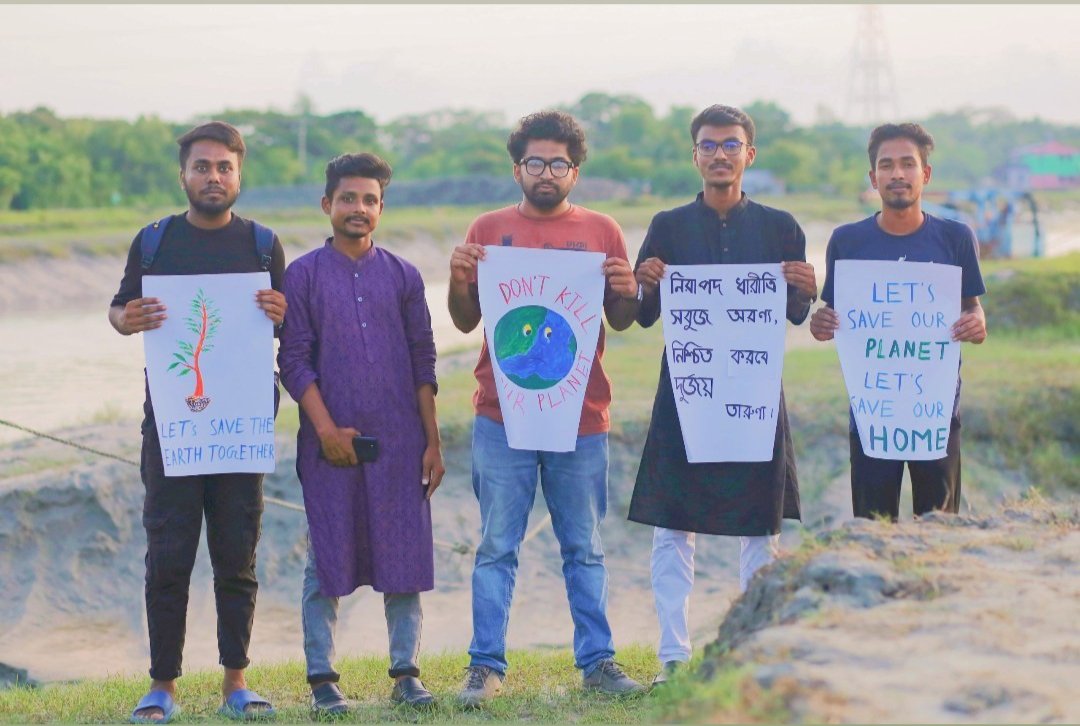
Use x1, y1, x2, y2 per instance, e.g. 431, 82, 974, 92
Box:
478, 246, 606, 452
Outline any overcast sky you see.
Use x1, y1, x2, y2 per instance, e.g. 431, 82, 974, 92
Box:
2, 4, 1078, 126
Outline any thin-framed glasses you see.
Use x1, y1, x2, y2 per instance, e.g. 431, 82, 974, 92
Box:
520, 157, 575, 178
694, 139, 746, 157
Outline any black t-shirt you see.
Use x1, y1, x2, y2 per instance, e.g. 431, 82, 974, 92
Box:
111, 213, 286, 308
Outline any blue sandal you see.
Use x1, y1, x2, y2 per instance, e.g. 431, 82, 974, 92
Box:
218, 688, 276, 721
130, 690, 179, 724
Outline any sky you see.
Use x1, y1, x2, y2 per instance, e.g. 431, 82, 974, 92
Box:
1, 4, 1079, 127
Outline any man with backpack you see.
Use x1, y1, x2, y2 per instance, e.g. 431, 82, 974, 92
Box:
109, 121, 286, 723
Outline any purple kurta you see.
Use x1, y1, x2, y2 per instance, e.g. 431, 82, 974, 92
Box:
278, 241, 436, 596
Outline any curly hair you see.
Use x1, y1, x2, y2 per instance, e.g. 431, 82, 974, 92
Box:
506, 110, 588, 166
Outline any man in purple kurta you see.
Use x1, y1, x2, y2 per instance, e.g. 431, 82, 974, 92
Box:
278, 153, 445, 713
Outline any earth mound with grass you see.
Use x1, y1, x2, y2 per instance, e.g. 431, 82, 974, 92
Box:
695, 495, 1080, 723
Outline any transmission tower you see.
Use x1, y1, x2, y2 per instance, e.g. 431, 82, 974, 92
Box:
846, 5, 899, 125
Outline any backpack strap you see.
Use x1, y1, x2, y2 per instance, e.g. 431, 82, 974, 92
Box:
252, 221, 275, 272
139, 215, 176, 270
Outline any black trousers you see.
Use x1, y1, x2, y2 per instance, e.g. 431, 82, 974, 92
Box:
849, 418, 962, 521
140, 430, 264, 681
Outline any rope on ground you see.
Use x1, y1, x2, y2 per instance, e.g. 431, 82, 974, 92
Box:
0, 417, 489, 554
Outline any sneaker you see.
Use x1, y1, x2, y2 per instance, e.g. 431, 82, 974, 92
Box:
650, 660, 685, 689
457, 665, 503, 708
583, 659, 646, 695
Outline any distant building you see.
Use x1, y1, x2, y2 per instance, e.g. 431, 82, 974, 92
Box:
996, 141, 1080, 191
742, 169, 787, 196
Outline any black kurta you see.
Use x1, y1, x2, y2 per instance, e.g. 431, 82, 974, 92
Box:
627, 193, 811, 536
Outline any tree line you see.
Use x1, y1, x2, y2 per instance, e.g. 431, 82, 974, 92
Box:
2, 92, 1078, 211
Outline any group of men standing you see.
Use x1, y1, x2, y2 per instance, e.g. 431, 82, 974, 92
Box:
110, 103, 986, 722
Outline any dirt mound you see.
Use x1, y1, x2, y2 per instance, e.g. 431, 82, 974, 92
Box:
699, 497, 1080, 723
0, 421, 754, 682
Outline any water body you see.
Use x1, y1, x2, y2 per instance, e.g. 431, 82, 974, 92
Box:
0, 282, 480, 444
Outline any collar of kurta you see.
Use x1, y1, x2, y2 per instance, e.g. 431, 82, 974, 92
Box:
323, 237, 378, 270
694, 191, 750, 222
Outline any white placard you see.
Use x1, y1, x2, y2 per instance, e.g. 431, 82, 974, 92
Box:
834, 260, 961, 461
143, 273, 276, 475
661, 264, 786, 462
478, 246, 606, 452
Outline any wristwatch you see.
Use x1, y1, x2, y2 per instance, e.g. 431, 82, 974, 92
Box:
631, 282, 644, 303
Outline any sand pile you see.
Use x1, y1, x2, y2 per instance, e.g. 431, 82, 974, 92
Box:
700, 496, 1080, 723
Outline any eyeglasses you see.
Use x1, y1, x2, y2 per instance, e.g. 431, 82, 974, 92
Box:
519, 157, 575, 178
694, 139, 747, 157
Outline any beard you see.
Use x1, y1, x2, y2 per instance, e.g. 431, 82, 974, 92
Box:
185, 185, 238, 216
883, 193, 917, 210
336, 218, 371, 239
522, 181, 569, 210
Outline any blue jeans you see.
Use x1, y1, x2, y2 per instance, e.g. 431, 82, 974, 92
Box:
301, 539, 423, 683
468, 415, 615, 675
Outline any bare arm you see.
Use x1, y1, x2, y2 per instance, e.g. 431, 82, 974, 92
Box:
601, 257, 639, 332
448, 244, 484, 333
415, 383, 445, 499
809, 304, 839, 341
109, 297, 166, 335
298, 382, 359, 466
953, 296, 987, 343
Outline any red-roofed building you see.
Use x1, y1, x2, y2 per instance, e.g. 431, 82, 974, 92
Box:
996, 141, 1080, 190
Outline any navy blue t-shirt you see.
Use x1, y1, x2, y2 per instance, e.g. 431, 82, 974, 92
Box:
821, 212, 985, 306
820, 212, 986, 426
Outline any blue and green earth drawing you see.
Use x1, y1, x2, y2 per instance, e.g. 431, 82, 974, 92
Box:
493, 306, 578, 390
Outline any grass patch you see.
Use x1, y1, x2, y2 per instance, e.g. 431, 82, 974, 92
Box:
647, 662, 789, 724
0, 646, 670, 724
0, 454, 81, 480
961, 337, 1079, 493
993, 535, 1036, 552
0, 645, 791, 724
0, 194, 864, 264
981, 252, 1080, 338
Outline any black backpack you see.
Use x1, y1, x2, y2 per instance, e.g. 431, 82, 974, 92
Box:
139, 214, 275, 271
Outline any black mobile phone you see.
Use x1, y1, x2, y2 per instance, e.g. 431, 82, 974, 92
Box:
352, 435, 379, 463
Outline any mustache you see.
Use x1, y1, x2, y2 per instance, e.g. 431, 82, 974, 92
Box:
886, 182, 912, 190
345, 215, 370, 223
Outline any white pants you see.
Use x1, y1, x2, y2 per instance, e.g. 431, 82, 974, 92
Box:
651, 526, 780, 663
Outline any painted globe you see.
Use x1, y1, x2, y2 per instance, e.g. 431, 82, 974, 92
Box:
493, 305, 578, 390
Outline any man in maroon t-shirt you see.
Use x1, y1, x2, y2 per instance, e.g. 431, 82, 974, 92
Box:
447, 110, 645, 705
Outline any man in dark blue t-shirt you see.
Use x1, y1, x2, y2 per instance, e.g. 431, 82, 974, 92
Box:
810, 123, 987, 521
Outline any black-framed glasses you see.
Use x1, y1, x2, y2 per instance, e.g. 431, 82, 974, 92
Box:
520, 157, 575, 178
695, 139, 746, 157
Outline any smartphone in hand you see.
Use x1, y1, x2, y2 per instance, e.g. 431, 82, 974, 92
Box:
352, 435, 379, 463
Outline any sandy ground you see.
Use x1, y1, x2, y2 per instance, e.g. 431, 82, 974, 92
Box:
0, 423, 761, 683
704, 498, 1080, 724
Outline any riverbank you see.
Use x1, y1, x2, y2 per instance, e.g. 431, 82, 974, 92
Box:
2, 495, 1076, 724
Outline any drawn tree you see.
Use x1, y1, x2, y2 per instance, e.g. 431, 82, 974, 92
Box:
168, 288, 221, 412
